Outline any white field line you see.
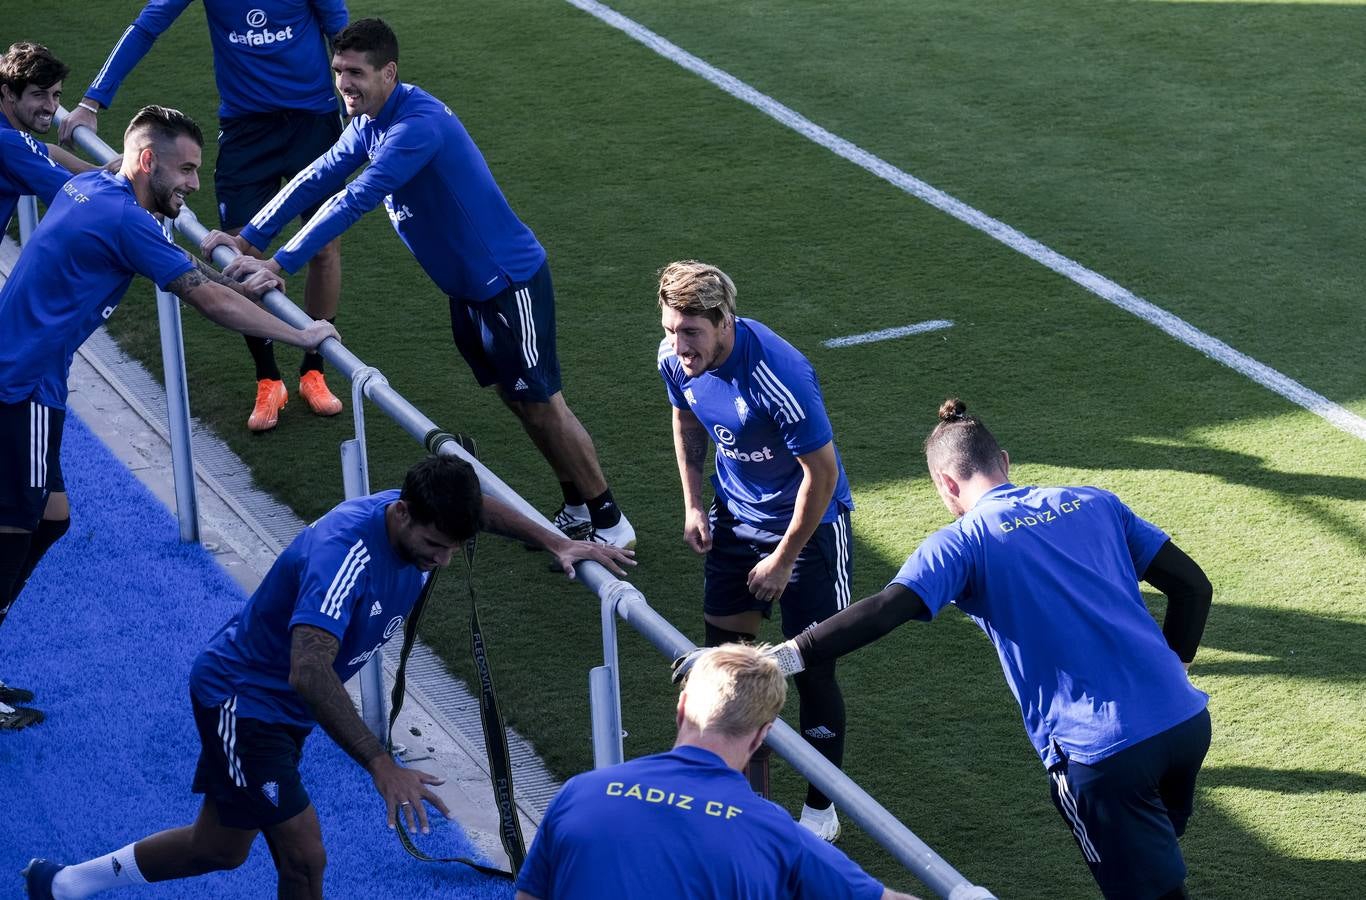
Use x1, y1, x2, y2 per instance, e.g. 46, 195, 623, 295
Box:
566, 0, 1366, 443
824, 320, 954, 349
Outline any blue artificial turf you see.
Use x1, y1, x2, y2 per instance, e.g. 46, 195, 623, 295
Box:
0, 414, 514, 899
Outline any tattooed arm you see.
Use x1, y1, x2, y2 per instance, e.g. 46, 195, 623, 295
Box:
672, 406, 713, 554
288, 624, 385, 766
289, 624, 451, 832
164, 262, 337, 348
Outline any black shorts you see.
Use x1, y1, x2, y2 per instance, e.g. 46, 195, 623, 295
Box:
215, 109, 345, 231
0, 400, 65, 529
448, 261, 562, 402
1048, 708, 1212, 899
703, 500, 853, 638
191, 696, 314, 830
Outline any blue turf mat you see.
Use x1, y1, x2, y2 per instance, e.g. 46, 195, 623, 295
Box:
0, 414, 515, 899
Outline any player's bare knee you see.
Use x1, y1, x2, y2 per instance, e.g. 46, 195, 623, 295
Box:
187, 842, 251, 873
275, 844, 327, 883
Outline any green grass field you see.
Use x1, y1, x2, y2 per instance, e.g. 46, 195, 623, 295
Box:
11, 1, 1365, 896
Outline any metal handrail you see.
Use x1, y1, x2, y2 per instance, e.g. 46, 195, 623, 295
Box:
56, 107, 996, 899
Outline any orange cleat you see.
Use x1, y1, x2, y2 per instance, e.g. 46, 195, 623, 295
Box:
298, 370, 343, 416
247, 378, 288, 432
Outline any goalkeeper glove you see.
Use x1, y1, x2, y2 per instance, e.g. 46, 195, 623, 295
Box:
670, 640, 806, 684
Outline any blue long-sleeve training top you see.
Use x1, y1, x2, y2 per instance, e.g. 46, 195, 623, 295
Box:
85, 0, 347, 119
240, 82, 546, 302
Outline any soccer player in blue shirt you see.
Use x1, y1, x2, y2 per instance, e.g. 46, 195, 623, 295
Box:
656, 261, 854, 840
0, 105, 337, 731
754, 399, 1214, 899
516, 644, 919, 900
63, 0, 351, 432
205, 17, 636, 548
0, 42, 105, 236
24, 454, 634, 900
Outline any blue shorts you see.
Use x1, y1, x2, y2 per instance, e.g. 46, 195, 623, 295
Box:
191, 695, 314, 830
0, 400, 65, 529
1048, 708, 1211, 899
703, 500, 852, 638
215, 109, 345, 231
448, 261, 562, 402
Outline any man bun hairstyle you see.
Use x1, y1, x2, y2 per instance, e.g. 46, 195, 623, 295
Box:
924, 397, 1006, 479
334, 18, 399, 69
124, 105, 204, 152
400, 454, 483, 542
0, 42, 70, 96
658, 260, 737, 326
680, 644, 787, 738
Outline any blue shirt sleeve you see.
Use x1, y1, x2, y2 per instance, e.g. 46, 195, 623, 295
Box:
239, 121, 365, 257
272, 114, 439, 272
514, 781, 567, 897
1, 131, 71, 203
117, 204, 195, 289
311, 0, 349, 37
657, 343, 689, 410
890, 524, 972, 619
1105, 491, 1169, 575
790, 825, 886, 900
84, 0, 194, 108
286, 529, 373, 641
749, 351, 834, 457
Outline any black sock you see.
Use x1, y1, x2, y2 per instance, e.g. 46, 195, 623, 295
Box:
299, 318, 334, 376
245, 335, 281, 382
704, 622, 756, 647
1156, 885, 1190, 900
586, 489, 621, 529
794, 660, 845, 809
560, 482, 585, 507
0, 532, 35, 628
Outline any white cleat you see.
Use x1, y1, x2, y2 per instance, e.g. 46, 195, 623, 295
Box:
551, 503, 593, 540
588, 514, 636, 550
798, 803, 840, 842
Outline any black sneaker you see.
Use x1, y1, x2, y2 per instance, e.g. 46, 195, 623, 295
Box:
0, 701, 43, 730
0, 680, 34, 705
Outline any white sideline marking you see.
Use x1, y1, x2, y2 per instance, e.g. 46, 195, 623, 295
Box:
566, 0, 1366, 443
824, 320, 953, 348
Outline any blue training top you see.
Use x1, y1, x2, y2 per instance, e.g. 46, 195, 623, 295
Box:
0, 171, 194, 409
191, 490, 425, 727
891, 483, 1209, 768
84, 0, 347, 119
0, 115, 71, 234
240, 82, 546, 302
517, 745, 885, 900
658, 317, 853, 532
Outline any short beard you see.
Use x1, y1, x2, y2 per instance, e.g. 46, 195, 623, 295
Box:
148, 167, 181, 218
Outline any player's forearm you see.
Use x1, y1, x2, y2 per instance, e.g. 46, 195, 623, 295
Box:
672, 409, 710, 513
174, 275, 308, 346
482, 494, 564, 553
1142, 540, 1212, 663
773, 446, 838, 565
793, 584, 929, 666
45, 145, 98, 174
289, 626, 387, 768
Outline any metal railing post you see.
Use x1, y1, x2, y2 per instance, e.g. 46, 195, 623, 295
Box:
342, 367, 390, 739
154, 218, 200, 543
590, 582, 626, 767
16, 195, 39, 245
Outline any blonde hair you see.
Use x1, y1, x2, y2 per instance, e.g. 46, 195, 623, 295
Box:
657, 260, 737, 326
681, 644, 787, 737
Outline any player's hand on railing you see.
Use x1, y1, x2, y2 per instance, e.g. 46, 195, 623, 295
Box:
294, 320, 340, 350
237, 267, 285, 300
201, 229, 252, 259
59, 101, 99, 145
223, 253, 281, 282
368, 753, 450, 835
683, 506, 711, 554
671, 639, 805, 685
551, 539, 636, 579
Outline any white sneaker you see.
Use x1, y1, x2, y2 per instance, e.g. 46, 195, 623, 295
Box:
798, 803, 840, 842
589, 514, 636, 550
551, 503, 593, 540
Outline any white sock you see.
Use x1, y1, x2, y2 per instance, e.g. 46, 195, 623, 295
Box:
51, 843, 147, 899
